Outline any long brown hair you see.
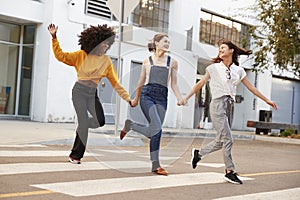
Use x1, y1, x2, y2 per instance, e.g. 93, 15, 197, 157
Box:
212, 39, 252, 66
148, 33, 168, 52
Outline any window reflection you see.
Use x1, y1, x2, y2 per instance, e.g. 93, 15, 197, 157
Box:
131, 0, 170, 31
23, 25, 35, 44
200, 10, 250, 48
0, 23, 35, 116
0, 22, 20, 43
0, 43, 19, 115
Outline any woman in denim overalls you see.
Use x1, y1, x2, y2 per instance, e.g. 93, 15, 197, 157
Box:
120, 33, 183, 175
180, 39, 277, 184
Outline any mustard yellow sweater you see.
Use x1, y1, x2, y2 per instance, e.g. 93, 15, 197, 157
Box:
52, 38, 130, 102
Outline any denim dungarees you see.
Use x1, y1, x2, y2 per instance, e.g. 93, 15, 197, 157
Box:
131, 55, 171, 171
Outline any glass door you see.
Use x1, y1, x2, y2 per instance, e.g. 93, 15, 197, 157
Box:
0, 22, 20, 115
0, 22, 35, 116
18, 25, 35, 115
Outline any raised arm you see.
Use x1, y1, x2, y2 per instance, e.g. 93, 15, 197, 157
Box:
241, 77, 277, 110
48, 23, 80, 67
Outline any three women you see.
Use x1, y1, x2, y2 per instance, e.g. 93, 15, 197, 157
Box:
49, 24, 277, 182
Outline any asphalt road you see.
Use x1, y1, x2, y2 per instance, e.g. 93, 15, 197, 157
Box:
1, 137, 300, 200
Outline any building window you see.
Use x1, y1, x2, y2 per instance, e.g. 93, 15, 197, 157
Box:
130, 0, 170, 31
200, 9, 251, 48
0, 22, 35, 116
85, 0, 115, 20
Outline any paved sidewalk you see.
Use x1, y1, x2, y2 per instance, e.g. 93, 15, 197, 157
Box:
0, 119, 299, 146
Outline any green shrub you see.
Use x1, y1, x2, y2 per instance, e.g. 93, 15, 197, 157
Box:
281, 128, 296, 137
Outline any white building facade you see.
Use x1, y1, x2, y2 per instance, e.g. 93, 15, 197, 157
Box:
0, 0, 299, 130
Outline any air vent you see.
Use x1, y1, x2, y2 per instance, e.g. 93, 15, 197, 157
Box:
85, 0, 113, 20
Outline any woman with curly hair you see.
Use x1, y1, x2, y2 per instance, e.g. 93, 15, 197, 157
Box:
48, 24, 132, 164
179, 39, 277, 184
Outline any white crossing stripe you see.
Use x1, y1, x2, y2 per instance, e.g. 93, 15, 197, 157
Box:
93, 149, 138, 153
198, 163, 225, 168
0, 151, 98, 157
92, 149, 182, 162
140, 155, 180, 161
213, 187, 300, 200
0, 144, 47, 148
184, 162, 225, 168
0, 161, 150, 175
31, 172, 253, 197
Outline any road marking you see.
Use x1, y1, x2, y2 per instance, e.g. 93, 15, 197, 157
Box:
0, 161, 150, 175
0, 190, 54, 198
0, 144, 47, 148
94, 149, 138, 153
213, 187, 300, 200
140, 155, 181, 160
0, 150, 99, 157
184, 162, 225, 168
241, 169, 300, 177
94, 149, 182, 161
31, 172, 253, 197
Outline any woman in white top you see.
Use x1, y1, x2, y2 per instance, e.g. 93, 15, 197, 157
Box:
179, 39, 277, 184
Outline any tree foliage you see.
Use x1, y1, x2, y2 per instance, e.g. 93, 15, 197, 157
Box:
252, 0, 300, 77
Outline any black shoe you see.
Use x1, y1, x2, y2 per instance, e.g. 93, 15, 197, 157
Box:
191, 148, 201, 169
224, 171, 243, 184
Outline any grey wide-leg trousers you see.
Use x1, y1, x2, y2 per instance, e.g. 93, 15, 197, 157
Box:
199, 95, 235, 171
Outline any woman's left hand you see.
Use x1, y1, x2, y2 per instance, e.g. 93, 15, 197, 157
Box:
177, 98, 187, 106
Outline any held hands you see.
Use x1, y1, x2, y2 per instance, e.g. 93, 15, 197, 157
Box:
177, 97, 188, 106
129, 98, 139, 107
48, 24, 58, 39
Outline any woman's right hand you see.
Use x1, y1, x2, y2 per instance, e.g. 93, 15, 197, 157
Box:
48, 24, 58, 39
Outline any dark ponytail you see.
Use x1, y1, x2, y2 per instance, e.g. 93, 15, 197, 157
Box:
148, 33, 168, 52
148, 41, 156, 52
212, 39, 252, 66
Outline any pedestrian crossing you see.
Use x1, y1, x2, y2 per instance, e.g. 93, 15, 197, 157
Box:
31, 172, 252, 197
0, 161, 150, 175
0, 150, 98, 157
0, 146, 299, 199
214, 188, 300, 200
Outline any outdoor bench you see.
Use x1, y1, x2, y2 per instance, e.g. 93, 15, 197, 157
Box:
246, 120, 300, 135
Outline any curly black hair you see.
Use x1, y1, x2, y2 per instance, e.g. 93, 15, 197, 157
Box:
78, 24, 115, 54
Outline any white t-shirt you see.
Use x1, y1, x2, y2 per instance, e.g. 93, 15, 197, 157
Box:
206, 62, 247, 100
